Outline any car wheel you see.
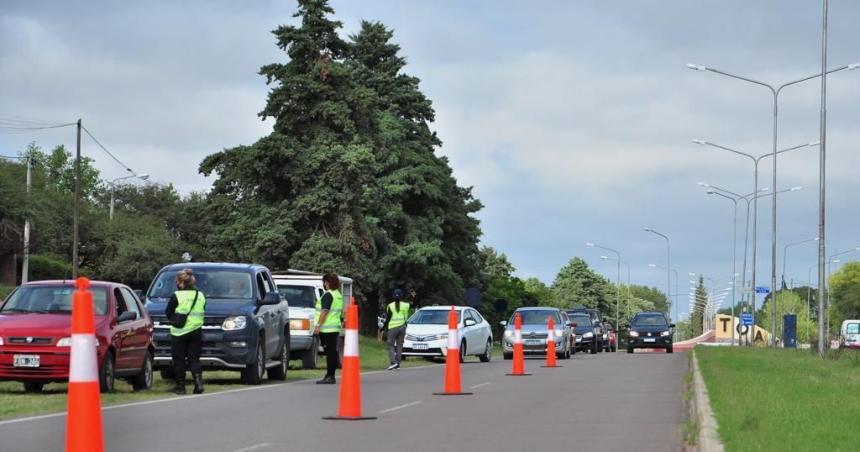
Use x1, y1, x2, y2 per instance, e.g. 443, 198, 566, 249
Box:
160, 367, 175, 380
666, 345, 674, 354
268, 339, 288, 381
99, 352, 115, 393
627, 347, 634, 354
459, 340, 467, 363
242, 341, 265, 385
478, 339, 492, 362
23, 382, 44, 393
132, 352, 154, 391
503, 352, 513, 360
301, 336, 319, 369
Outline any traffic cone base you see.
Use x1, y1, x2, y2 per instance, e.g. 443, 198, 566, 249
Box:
432, 391, 474, 395
505, 373, 532, 376
540, 365, 563, 368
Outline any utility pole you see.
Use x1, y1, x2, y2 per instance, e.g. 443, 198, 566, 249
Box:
22, 157, 32, 283
73, 119, 81, 278
817, 0, 828, 358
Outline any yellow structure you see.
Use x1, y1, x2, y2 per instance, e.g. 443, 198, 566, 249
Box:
714, 314, 771, 346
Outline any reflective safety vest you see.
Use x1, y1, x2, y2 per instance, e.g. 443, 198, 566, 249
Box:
387, 302, 410, 329
315, 289, 343, 334
170, 289, 206, 337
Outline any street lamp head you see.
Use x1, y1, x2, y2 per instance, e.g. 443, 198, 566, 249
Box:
585, 242, 595, 247
697, 181, 710, 187
643, 227, 652, 232
692, 139, 707, 146
686, 63, 707, 72
790, 186, 803, 191
600, 255, 609, 260
706, 190, 716, 195
808, 141, 821, 147
138, 173, 150, 181
648, 263, 657, 268
848, 62, 860, 70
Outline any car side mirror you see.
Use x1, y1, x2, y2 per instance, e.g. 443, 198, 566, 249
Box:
569, 322, 577, 328
260, 292, 281, 306
499, 320, 508, 327
117, 311, 137, 323
464, 319, 477, 327
670, 323, 676, 329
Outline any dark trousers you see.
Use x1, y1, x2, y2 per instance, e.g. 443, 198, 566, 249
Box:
171, 328, 203, 378
320, 332, 340, 378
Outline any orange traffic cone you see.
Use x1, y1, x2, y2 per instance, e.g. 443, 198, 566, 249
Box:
506, 312, 531, 376
541, 316, 561, 368
323, 300, 376, 421
66, 277, 104, 452
433, 307, 473, 396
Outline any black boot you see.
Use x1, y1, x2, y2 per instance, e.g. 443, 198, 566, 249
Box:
172, 377, 186, 395
192, 373, 204, 394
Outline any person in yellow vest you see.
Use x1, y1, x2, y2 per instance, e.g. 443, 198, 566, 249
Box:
314, 272, 344, 384
166, 268, 207, 395
383, 288, 411, 370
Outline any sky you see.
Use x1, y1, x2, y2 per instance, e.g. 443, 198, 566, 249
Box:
3, 0, 860, 319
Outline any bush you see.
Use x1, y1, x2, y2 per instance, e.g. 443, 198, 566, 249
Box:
0, 285, 14, 301
28, 255, 73, 281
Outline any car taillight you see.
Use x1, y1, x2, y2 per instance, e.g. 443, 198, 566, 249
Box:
290, 319, 311, 331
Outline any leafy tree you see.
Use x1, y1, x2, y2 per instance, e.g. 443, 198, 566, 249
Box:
21, 142, 100, 198
691, 277, 707, 336
478, 246, 515, 280
829, 261, 860, 333
551, 257, 613, 313
523, 277, 555, 306
628, 285, 668, 313
759, 290, 817, 344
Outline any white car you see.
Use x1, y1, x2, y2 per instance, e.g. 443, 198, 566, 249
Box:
402, 306, 493, 362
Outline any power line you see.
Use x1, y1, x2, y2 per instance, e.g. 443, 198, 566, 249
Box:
80, 125, 135, 174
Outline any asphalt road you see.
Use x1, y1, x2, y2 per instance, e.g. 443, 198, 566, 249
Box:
0, 350, 688, 452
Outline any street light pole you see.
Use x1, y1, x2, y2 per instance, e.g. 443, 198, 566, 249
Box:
73, 119, 81, 278
644, 228, 671, 321
586, 241, 621, 351
783, 237, 819, 289
818, 0, 830, 359
688, 61, 858, 349
705, 190, 738, 345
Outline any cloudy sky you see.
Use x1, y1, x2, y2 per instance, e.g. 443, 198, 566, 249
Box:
3, 0, 860, 318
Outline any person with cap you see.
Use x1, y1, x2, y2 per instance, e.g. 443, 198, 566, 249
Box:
314, 272, 344, 384
383, 288, 411, 370
165, 268, 207, 395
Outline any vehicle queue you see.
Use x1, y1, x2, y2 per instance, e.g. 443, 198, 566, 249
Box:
0, 260, 672, 394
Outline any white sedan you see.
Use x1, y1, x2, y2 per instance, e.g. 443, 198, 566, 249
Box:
401, 306, 494, 362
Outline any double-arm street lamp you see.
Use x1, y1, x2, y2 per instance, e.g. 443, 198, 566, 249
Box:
688, 61, 859, 350
643, 228, 672, 321
109, 173, 150, 220
586, 241, 621, 348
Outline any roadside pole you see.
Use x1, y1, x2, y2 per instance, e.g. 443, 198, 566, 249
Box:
22, 157, 32, 283
73, 119, 81, 278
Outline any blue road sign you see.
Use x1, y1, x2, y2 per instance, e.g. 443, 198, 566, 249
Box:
741, 313, 753, 326
755, 286, 771, 294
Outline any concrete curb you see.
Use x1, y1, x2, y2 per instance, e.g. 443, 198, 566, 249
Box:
691, 350, 724, 452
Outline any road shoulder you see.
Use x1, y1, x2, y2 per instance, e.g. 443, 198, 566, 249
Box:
691, 348, 724, 452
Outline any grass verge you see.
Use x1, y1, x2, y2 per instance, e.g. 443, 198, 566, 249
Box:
0, 335, 454, 421
696, 346, 860, 452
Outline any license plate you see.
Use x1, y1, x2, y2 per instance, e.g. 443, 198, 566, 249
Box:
13, 355, 40, 368
643, 338, 656, 343
412, 343, 428, 350
524, 339, 542, 346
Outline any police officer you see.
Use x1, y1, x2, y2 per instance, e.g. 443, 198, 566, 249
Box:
165, 268, 206, 395
384, 288, 410, 370
314, 272, 343, 384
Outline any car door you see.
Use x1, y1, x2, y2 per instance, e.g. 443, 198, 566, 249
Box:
255, 271, 278, 358
121, 287, 150, 368
112, 288, 136, 371
464, 310, 480, 354
472, 309, 490, 346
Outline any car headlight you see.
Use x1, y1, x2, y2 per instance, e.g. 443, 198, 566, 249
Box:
57, 337, 71, 347
222, 316, 247, 331
504, 330, 513, 338
0, 337, 4, 346
629, 331, 639, 337
661, 331, 671, 337
583, 332, 594, 338
437, 333, 449, 341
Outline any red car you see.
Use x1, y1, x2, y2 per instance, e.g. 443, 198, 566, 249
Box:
0, 280, 154, 393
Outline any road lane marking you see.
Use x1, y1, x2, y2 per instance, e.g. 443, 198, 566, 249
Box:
0, 362, 449, 427
379, 400, 422, 414
233, 443, 271, 452
468, 382, 492, 389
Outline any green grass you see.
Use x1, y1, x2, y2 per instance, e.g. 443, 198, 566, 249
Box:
0, 335, 440, 421
696, 346, 860, 452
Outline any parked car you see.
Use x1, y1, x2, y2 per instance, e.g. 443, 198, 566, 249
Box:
840, 320, 860, 350
0, 280, 154, 393
627, 311, 674, 353
566, 306, 605, 352
568, 312, 600, 354
144, 263, 290, 385
271, 270, 354, 369
502, 307, 573, 360
402, 306, 493, 363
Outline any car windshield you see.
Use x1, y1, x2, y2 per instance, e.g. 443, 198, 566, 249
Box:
0, 285, 109, 316
514, 310, 559, 325
570, 315, 593, 331
148, 270, 253, 300
847, 323, 860, 334
409, 309, 460, 325
276, 285, 317, 308
633, 314, 668, 327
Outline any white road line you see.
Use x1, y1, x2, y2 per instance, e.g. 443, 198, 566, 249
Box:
0, 362, 448, 427
468, 382, 492, 390
233, 443, 271, 452
379, 400, 422, 414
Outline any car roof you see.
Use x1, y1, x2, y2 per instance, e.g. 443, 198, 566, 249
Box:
417, 305, 468, 311
515, 307, 559, 311
21, 280, 125, 289
160, 262, 269, 272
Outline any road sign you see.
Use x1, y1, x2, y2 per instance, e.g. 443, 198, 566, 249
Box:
741, 313, 753, 326
755, 286, 771, 294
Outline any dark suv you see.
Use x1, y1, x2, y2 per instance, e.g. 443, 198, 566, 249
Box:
627, 312, 674, 353
144, 263, 290, 384
566, 307, 605, 353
